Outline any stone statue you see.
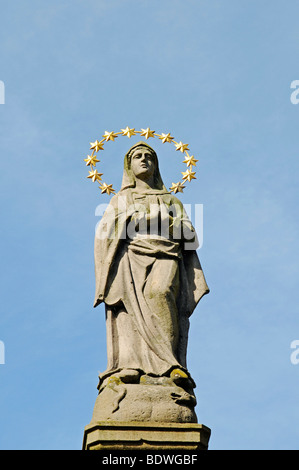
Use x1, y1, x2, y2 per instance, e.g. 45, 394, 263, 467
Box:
90, 141, 209, 424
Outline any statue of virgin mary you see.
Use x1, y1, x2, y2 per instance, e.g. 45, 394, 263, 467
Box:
93, 141, 209, 389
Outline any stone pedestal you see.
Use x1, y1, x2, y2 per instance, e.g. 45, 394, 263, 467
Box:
82, 370, 211, 451
82, 421, 211, 451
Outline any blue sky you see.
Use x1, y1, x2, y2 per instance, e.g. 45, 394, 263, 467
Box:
0, 0, 298, 450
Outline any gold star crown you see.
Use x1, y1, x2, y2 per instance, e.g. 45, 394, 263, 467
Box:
83, 127, 198, 195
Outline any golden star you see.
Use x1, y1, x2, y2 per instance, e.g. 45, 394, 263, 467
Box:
169, 182, 186, 194
99, 182, 115, 195
181, 168, 196, 182
183, 154, 198, 167
140, 127, 155, 139
159, 132, 174, 144
90, 140, 104, 152
87, 169, 103, 182
102, 131, 118, 142
121, 126, 136, 138
84, 154, 100, 167
175, 141, 190, 153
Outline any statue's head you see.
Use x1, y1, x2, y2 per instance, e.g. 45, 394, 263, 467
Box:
121, 142, 166, 191
130, 144, 156, 182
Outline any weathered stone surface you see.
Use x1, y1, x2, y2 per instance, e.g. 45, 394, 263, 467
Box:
83, 142, 211, 450
93, 142, 209, 381
90, 373, 197, 424
82, 421, 211, 451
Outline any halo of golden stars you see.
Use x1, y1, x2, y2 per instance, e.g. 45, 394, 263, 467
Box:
84, 127, 198, 195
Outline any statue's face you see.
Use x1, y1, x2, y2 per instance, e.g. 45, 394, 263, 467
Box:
131, 147, 156, 181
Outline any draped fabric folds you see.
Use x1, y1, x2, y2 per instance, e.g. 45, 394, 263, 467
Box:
93, 142, 209, 382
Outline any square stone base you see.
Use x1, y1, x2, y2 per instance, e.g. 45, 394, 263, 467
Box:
82, 421, 211, 451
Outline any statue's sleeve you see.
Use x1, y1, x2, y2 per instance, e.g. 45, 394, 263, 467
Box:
93, 194, 131, 307
169, 196, 198, 249
170, 196, 209, 316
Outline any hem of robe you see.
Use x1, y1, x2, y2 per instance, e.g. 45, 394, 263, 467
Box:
97, 365, 196, 391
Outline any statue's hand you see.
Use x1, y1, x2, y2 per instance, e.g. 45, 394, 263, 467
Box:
130, 211, 148, 232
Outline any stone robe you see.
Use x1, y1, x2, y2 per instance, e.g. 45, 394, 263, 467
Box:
93, 142, 209, 384
94, 142, 209, 382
